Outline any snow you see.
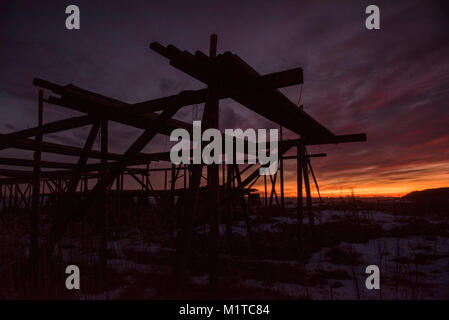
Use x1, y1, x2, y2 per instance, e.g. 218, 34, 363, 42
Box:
232, 210, 449, 299
3, 205, 446, 300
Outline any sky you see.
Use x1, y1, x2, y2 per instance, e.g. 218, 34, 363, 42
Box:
0, 0, 448, 197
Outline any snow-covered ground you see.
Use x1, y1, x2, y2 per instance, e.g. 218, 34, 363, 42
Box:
97, 209, 448, 299
230, 210, 449, 299
2, 208, 446, 299
78, 210, 449, 299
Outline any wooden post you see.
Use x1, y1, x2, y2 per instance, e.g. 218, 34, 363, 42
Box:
183, 165, 187, 190
225, 163, 233, 246
269, 171, 278, 206
175, 162, 201, 288
13, 184, 18, 208
141, 173, 144, 191
206, 34, 220, 289
1, 184, 5, 214
264, 175, 267, 206
116, 171, 120, 223
8, 184, 13, 216
146, 163, 150, 189
176, 34, 220, 289
84, 175, 88, 193
169, 164, 176, 241
100, 119, 108, 289
308, 159, 322, 203
279, 126, 285, 210
234, 164, 250, 233
40, 182, 45, 206
30, 89, 43, 288
66, 122, 100, 195
296, 143, 303, 242
302, 149, 314, 228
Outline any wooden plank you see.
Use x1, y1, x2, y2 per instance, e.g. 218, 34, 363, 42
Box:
30, 89, 43, 287
302, 147, 314, 228
3, 135, 174, 165
308, 158, 322, 202
0, 157, 76, 169
34, 78, 192, 136
205, 34, 220, 289
149, 42, 334, 139
280, 127, 285, 210
0, 115, 93, 149
66, 122, 101, 193
4, 136, 121, 160
129, 67, 302, 113
282, 153, 327, 160
296, 144, 303, 243
46, 95, 190, 137
152, 41, 365, 144
99, 119, 108, 290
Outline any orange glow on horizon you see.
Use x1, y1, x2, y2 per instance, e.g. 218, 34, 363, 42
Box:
253, 183, 448, 198
251, 170, 449, 198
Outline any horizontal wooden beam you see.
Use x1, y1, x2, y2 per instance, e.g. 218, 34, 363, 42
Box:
5, 136, 122, 160
0, 157, 76, 169
3, 134, 174, 164
282, 153, 327, 160
129, 89, 209, 114
0, 168, 58, 178
0, 115, 93, 150
34, 78, 193, 135
150, 42, 334, 139
129, 67, 303, 114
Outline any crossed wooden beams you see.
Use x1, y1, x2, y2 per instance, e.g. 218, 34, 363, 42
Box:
0, 34, 367, 291
146, 36, 366, 289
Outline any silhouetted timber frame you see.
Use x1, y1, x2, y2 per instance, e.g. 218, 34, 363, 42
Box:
0, 34, 366, 290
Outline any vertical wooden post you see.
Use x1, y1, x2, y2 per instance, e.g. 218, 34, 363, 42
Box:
169, 164, 176, 241
175, 162, 201, 289
30, 89, 43, 289
269, 171, 278, 206
279, 126, 285, 210
164, 170, 167, 191
100, 119, 108, 289
206, 34, 220, 289
174, 35, 220, 289
8, 184, 12, 212
302, 150, 314, 228
183, 165, 187, 190
141, 173, 144, 191
0, 184, 3, 214
296, 143, 303, 243
1, 184, 5, 214
40, 182, 44, 206
225, 163, 233, 246
14, 184, 18, 208
236, 165, 251, 233
264, 175, 267, 206
116, 171, 120, 222
146, 163, 150, 189
84, 175, 88, 193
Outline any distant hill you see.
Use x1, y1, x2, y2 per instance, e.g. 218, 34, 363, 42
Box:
402, 188, 449, 213
404, 187, 449, 201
